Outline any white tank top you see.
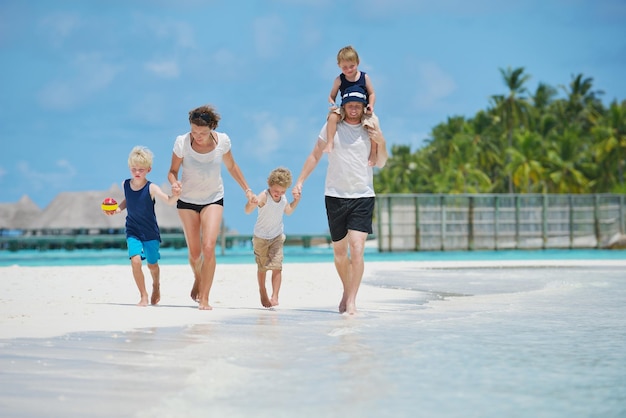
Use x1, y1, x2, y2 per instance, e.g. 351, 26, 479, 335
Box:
319, 122, 375, 198
253, 190, 288, 239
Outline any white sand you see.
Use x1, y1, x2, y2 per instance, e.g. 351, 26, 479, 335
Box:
2, 258, 625, 340
2, 259, 626, 418
0, 262, 414, 339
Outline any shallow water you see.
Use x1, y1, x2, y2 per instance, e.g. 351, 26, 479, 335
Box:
1, 246, 626, 267
1, 265, 625, 417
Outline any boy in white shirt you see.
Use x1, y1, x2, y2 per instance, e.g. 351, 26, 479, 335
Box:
245, 167, 301, 308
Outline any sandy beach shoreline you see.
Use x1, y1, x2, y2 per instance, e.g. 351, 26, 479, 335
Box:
2, 259, 626, 417
2, 259, 625, 340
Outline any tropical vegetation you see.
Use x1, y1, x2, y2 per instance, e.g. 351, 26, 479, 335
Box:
374, 67, 626, 195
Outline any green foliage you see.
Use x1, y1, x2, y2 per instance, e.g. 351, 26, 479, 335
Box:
375, 68, 626, 195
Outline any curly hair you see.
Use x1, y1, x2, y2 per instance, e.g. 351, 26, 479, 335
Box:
267, 167, 292, 188
188, 105, 221, 129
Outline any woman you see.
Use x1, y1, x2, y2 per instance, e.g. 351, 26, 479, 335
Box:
168, 105, 257, 310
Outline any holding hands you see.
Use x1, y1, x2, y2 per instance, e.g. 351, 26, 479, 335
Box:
245, 189, 259, 205
171, 181, 182, 196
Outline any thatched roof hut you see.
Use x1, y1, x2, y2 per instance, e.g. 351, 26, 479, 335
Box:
28, 183, 181, 232
30, 184, 125, 231
0, 195, 43, 230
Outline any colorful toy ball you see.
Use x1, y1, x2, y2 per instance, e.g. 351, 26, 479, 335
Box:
101, 197, 119, 212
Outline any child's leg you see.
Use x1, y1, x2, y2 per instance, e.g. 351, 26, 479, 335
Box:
270, 269, 282, 306
130, 255, 149, 306
147, 262, 161, 305
363, 112, 379, 166
257, 269, 272, 308
324, 112, 341, 153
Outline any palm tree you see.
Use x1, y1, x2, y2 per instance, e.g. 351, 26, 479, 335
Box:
530, 82, 559, 137
490, 67, 533, 192
505, 131, 547, 193
545, 128, 593, 193
374, 145, 418, 193
559, 73, 605, 130
592, 100, 626, 191
471, 110, 504, 191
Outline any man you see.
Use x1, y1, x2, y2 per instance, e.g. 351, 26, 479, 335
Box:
294, 85, 389, 315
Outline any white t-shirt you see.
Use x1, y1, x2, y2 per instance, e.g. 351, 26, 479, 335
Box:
253, 190, 288, 240
318, 122, 375, 198
173, 131, 231, 205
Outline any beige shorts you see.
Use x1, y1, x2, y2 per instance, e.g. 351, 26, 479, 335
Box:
252, 234, 286, 271
328, 107, 379, 130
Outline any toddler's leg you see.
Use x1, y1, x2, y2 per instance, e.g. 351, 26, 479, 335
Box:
270, 269, 282, 307
324, 112, 340, 153
363, 113, 379, 166
258, 269, 272, 308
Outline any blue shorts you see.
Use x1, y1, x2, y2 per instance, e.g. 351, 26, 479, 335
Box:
127, 237, 161, 264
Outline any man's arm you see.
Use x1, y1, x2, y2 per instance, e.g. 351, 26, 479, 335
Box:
294, 138, 325, 194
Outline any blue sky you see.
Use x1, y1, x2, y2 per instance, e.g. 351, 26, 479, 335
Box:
1, 0, 625, 234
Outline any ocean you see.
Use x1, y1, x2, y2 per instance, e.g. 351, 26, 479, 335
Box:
1, 249, 625, 417
2, 246, 626, 267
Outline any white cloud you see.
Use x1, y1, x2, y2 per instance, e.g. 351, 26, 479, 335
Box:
149, 20, 196, 49
244, 112, 303, 161
253, 15, 287, 59
211, 48, 242, 72
16, 159, 77, 193
145, 60, 180, 78
271, 0, 332, 6
412, 61, 457, 109
40, 12, 82, 48
354, 0, 524, 18
250, 113, 282, 160
37, 53, 123, 110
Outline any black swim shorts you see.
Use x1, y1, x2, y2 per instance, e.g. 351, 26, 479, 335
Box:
325, 196, 374, 242
176, 198, 224, 213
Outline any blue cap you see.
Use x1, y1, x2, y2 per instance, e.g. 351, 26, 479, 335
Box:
341, 85, 367, 106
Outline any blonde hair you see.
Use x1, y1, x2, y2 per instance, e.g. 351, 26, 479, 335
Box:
337, 45, 360, 65
128, 146, 153, 168
267, 167, 292, 188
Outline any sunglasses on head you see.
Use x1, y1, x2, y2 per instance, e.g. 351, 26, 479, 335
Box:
191, 112, 212, 124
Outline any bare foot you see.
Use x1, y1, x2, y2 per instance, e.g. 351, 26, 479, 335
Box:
270, 296, 279, 307
338, 297, 347, 314
199, 304, 213, 310
138, 295, 149, 307
260, 288, 272, 308
151, 283, 160, 305
345, 302, 357, 315
190, 278, 200, 302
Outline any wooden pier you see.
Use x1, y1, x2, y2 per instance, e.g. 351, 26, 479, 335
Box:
0, 231, 332, 253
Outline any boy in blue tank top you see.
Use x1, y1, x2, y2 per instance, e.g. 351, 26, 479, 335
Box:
103, 146, 180, 306
325, 45, 379, 165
